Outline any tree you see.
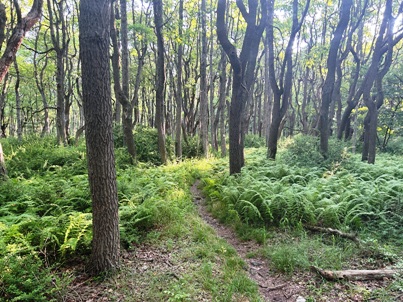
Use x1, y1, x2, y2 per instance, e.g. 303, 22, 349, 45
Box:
217, 0, 267, 174
79, 0, 120, 274
0, 0, 43, 82
47, 0, 69, 145
0, 0, 43, 178
267, 0, 310, 159
110, 0, 136, 162
319, 0, 352, 158
153, 0, 167, 164
200, 0, 208, 157
175, 0, 184, 160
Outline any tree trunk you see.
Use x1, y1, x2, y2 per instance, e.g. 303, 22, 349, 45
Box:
47, 0, 68, 145
200, 0, 209, 157
216, 0, 267, 174
319, 0, 352, 158
175, 0, 183, 160
110, 1, 136, 162
267, 0, 310, 159
79, 0, 120, 275
0, 141, 6, 178
153, 0, 167, 164
0, 0, 43, 83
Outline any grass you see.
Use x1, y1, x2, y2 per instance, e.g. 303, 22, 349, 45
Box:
0, 137, 261, 301
201, 142, 403, 300
1, 135, 403, 301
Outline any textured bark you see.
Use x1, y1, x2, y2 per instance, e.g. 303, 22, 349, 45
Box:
319, 0, 352, 158
79, 0, 120, 274
153, 0, 167, 164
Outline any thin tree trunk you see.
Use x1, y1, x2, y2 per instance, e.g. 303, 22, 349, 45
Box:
14, 61, 22, 140
200, 0, 209, 157
175, 0, 183, 160
153, 0, 167, 164
319, 0, 352, 158
110, 0, 136, 161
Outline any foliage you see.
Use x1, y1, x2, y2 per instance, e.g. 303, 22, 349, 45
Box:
244, 134, 266, 148
134, 126, 174, 165
2, 136, 87, 179
0, 253, 62, 301
203, 145, 403, 244
182, 135, 203, 158
279, 134, 348, 168
383, 136, 403, 155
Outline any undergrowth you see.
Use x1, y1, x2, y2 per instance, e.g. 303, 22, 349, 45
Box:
202, 137, 403, 285
0, 136, 261, 301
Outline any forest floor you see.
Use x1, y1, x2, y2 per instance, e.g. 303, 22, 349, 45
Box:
64, 179, 399, 302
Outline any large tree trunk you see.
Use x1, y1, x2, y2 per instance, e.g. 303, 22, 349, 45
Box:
153, 0, 167, 164
79, 0, 120, 275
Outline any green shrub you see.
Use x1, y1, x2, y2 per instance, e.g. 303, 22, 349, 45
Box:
383, 136, 403, 155
2, 136, 87, 179
280, 135, 347, 168
0, 254, 62, 301
244, 134, 266, 148
134, 126, 173, 165
182, 135, 203, 158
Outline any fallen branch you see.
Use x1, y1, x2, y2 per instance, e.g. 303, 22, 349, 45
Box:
304, 225, 360, 244
311, 266, 398, 281
262, 283, 287, 291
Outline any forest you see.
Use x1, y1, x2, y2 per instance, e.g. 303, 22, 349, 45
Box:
0, 0, 403, 301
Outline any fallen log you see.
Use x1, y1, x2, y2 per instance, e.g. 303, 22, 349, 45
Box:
304, 225, 360, 244
311, 266, 398, 281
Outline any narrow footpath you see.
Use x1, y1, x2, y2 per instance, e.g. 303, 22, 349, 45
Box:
191, 180, 306, 302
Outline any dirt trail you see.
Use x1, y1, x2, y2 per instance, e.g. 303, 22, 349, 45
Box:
191, 180, 306, 302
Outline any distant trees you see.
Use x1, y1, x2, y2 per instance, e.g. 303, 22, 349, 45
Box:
0, 0, 403, 172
